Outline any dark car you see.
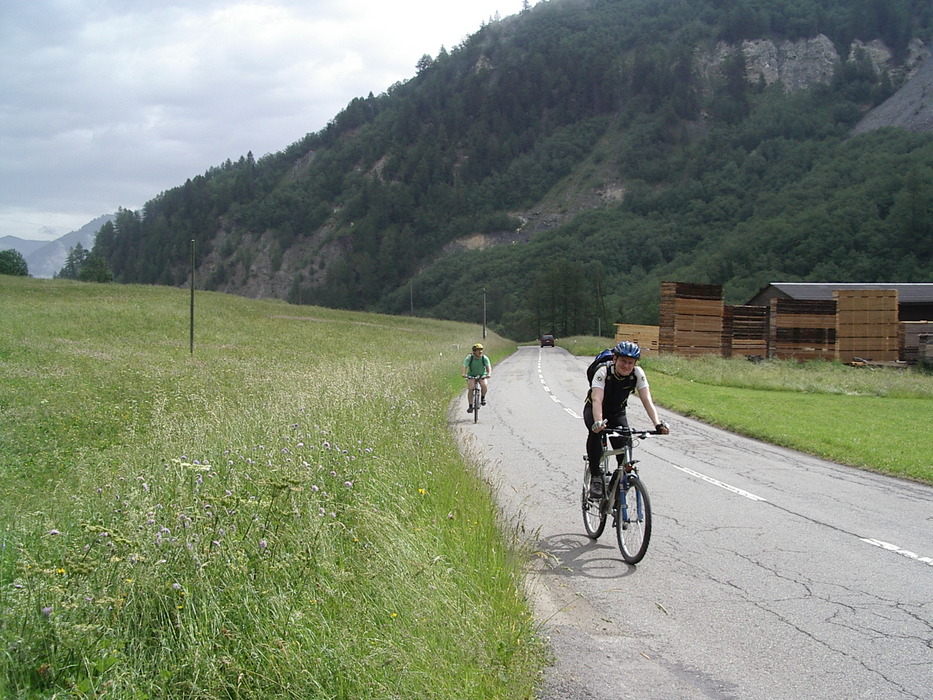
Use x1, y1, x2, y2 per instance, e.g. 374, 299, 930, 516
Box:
540, 334, 555, 347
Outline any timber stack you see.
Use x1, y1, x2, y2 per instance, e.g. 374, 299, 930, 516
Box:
659, 282, 724, 356
834, 289, 899, 363
768, 298, 837, 360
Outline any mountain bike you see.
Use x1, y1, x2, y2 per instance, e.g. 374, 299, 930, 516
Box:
466, 374, 487, 423
581, 426, 663, 564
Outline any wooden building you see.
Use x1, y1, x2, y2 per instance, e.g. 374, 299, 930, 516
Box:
746, 283, 933, 321
746, 283, 933, 363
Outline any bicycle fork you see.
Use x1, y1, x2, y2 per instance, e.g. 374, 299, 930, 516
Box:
609, 459, 640, 525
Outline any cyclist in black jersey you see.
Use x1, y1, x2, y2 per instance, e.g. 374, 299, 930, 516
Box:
584, 341, 669, 499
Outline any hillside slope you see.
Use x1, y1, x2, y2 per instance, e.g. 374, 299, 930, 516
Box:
852, 47, 933, 134
91, 0, 933, 340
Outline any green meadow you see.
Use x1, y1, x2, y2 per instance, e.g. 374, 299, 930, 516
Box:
0, 277, 542, 698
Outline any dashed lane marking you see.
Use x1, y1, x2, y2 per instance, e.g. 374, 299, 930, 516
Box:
860, 538, 933, 567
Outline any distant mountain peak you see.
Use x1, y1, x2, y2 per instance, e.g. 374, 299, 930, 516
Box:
21, 214, 115, 278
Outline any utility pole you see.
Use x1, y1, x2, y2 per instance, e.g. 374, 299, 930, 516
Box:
482, 287, 487, 339
189, 239, 195, 354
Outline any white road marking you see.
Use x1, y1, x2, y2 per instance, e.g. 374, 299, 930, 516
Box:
669, 465, 767, 502
537, 349, 581, 417
860, 539, 933, 567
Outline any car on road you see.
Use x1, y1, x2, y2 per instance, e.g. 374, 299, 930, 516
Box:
540, 334, 555, 347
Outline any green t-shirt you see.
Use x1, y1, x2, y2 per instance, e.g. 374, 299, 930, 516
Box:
463, 353, 491, 377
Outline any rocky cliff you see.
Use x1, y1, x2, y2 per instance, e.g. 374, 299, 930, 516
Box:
702, 35, 926, 90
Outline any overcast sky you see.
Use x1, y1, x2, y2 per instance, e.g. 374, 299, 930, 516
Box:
1, 1, 522, 241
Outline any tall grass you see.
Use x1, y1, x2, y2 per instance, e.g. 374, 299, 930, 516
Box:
1, 277, 544, 698
558, 336, 933, 484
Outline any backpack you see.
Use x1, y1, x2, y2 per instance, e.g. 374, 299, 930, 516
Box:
585, 349, 614, 385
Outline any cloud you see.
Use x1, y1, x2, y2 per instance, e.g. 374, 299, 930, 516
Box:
0, 0, 517, 240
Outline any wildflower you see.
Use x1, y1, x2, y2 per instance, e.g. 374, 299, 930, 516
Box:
41, 606, 53, 617
344, 481, 353, 488
311, 485, 319, 492
418, 488, 426, 496
259, 539, 268, 550
48, 529, 60, 536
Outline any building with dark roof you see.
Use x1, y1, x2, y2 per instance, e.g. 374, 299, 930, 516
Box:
746, 283, 933, 321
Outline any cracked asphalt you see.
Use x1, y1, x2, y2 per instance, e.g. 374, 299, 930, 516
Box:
450, 346, 933, 699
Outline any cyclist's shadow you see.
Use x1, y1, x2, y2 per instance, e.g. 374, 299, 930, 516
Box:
535, 532, 638, 579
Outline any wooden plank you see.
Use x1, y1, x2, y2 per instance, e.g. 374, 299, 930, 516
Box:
614, 324, 660, 352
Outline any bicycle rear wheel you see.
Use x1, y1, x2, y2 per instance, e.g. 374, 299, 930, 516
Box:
582, 467, 606, 538
616, 475, 651, 564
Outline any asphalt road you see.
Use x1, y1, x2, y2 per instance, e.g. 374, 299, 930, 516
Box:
449, 346, 933, 700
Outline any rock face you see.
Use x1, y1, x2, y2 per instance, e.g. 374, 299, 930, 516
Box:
852, 51, 933, 135
741, 35, 839, 91
700, 35, 929, 94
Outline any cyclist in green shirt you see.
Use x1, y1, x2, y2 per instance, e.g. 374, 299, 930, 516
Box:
462, 343, 492, 413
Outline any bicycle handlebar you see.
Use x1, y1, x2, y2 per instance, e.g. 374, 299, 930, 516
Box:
603, 426, 665, 437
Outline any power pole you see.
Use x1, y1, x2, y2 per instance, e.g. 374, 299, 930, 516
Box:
482, 287, 487, 339
189, 239, 195, 354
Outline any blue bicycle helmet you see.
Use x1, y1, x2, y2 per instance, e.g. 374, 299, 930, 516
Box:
612, 340, 641, 359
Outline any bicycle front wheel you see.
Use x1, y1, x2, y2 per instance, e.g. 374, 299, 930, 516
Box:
473, 389, 480, 422
616, 476, 651, 564
582, 468, 606, 539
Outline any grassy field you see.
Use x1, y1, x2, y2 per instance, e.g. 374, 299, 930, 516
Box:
5, 280, 930, 698
559, 337, 933, 485
0, 277, 543, 698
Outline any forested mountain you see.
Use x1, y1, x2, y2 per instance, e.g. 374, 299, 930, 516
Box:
91, 0, 933, 341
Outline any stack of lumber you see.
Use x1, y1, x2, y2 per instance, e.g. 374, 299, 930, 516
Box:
725, 305, 769, 358
919, 333, 933, 366
769, 298, 836, 360
659, 282, 723, 356
900, 320, 932, 364
613, 324, 660, 353
834, 289, 899, 363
